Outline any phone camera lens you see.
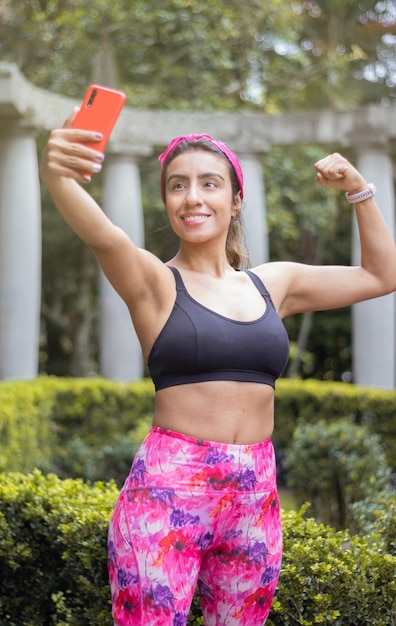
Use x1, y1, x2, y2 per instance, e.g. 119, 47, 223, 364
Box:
87, 89, 97, 108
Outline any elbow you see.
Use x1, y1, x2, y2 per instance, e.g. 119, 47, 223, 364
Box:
377, 273, 396, 296
386, 280, 396, 295
362, 256, 396, 297
384, 259, 396, 294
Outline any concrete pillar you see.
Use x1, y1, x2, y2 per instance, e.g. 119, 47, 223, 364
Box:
239, 154, 268, 266
0, 124, 41, 379
100, 153, 145, 380
352, 148, 396, 388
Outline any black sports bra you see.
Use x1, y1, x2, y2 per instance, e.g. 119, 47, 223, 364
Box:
148, 266, 289, 391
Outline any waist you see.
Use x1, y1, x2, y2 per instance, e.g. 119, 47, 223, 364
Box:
153, 380, 275, 444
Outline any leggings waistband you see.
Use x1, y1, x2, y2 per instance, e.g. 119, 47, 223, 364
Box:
126, 426, 277, 493
151, 425, 273, 451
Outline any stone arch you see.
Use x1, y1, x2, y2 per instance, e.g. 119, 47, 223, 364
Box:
0, 63, 395, 386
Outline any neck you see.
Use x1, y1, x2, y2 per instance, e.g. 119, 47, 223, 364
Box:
168, 246, 232, 276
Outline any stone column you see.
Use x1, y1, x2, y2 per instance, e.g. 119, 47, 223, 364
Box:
0, 124, 41, 379
100, 153, 145, 380
352, 148, 396, 388
239, 154, 268, 266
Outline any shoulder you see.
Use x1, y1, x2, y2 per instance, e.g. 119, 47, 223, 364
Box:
116, 247, 176, 317
252, 261, 371, 318
251, 260, 296, 290
250, 261, 309, 317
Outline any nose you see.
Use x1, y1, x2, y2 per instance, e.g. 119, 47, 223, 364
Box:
185, 183, 203, 206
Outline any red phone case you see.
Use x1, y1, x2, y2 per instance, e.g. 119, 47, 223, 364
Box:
72, 84, 127, 153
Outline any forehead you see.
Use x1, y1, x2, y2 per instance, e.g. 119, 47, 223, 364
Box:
166, 149, 230, 176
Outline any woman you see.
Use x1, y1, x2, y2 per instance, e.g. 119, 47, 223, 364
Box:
40, 112, 396, 626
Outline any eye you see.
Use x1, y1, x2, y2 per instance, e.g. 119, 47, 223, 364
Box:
170, 181, 186, 191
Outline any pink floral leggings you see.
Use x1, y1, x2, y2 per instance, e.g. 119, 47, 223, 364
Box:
108, 426, 282, 625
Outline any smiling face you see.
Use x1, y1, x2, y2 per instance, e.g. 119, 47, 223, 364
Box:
165, 149, 241, 245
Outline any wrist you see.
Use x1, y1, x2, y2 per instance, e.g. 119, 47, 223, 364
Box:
345, 183, 376, 204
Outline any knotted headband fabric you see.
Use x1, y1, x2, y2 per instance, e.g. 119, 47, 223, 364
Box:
158, 133, 244, 202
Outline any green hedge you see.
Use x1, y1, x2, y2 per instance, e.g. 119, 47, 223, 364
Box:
285, 419, 392, 529
0, 377, 155, 483
0, 377, 395, 485
351, 487, 396, 557
0, 379, 56, 474
0, 471, 394, 626
274, 379, 396, 469
0, 471, 118, 626
268, 504, 396, 626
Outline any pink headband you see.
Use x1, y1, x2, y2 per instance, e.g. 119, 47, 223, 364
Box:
158, 133, 244, 202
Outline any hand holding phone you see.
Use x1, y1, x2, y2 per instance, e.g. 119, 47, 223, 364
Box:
71, 84, 127, 154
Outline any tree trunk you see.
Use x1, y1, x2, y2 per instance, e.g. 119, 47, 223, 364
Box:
70, 249, 98, 377
287, 310, 314, 378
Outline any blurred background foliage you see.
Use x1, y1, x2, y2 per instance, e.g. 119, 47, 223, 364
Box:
0, 0, 395, 379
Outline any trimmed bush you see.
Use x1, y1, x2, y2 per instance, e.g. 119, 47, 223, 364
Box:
285, 419, 392, 529
268, 506, 396, 626
0, 377, 154, 484
274, 379, 396, 469
0, 380, 56, 474
0, 470, 118, 626
1, 378, 396, 485
0, 472, 395, 626
351, 487, 396, 556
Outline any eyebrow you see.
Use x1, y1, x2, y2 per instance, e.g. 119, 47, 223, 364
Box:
166, 172, 226, 184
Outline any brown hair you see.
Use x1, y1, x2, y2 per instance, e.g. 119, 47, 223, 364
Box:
160, 139, 250, 269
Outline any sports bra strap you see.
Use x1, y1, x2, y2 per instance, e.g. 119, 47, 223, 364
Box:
170, 265, 273, 301
243, 269, 271, 298
168, 266, 185, 290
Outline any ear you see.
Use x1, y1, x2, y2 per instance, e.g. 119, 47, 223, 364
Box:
232, 191, 242, 217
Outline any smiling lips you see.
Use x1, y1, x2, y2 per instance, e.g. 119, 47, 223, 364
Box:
182, 214, 210, 224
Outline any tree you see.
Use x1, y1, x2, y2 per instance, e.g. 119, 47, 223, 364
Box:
0, 0, 393, 376
0, 0, 294, 108
263, 144, 354, 380
288, 0, 396, 108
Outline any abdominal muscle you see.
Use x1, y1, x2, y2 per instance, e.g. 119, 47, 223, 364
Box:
152, 380, 275, 445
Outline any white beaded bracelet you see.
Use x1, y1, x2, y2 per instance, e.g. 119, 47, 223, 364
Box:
345, 183, 376, 204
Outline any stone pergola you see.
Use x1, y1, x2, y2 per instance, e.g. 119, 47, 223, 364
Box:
0, 62, 395, 387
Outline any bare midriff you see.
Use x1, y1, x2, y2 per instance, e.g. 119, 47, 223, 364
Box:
152, 380, 275, 445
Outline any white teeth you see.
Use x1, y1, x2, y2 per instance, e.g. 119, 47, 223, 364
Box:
184, 215, 208, 222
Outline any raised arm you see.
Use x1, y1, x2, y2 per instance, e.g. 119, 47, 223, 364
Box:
261, 153, 396, 318
40, 111, 174, 356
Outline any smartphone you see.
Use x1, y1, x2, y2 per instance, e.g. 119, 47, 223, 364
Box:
72, 84, 127, 154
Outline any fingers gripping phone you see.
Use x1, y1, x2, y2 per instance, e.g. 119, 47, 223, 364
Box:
72, 84, 127, 155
